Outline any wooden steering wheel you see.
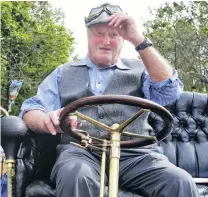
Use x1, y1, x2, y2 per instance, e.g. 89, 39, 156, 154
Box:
60, 95, 173, 148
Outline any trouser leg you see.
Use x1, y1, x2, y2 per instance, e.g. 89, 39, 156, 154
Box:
50, 145, 108, 197
55, 160, 101, 197
119, 149, 199, 197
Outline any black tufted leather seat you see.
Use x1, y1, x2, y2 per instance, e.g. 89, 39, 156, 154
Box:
13, 91, 208, 197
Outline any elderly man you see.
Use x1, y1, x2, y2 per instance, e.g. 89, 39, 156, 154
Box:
20, 3, 199, 197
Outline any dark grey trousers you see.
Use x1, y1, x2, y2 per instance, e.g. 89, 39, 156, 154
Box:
50, 144, 199, 197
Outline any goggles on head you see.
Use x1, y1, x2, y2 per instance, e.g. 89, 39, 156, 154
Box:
85, 5, 122, 24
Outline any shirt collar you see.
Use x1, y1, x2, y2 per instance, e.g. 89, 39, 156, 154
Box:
70, 55, 130, 70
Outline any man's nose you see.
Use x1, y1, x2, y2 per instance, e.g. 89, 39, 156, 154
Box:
102, 34, 111, 44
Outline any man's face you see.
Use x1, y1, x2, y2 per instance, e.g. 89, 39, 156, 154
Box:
87, 24, 124, 67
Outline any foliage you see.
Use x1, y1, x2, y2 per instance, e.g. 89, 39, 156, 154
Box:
1, 1, 75, 115
144, 1, 208, 92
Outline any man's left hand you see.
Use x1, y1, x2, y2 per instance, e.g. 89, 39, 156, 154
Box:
107, 13, 144, 46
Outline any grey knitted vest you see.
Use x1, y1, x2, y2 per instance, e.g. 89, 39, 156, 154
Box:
58, 58, 153, 144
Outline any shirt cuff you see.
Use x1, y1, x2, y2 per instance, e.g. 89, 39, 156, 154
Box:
148, 69, 179, 89
19, 106, 47, 119
142, 69, 184, 106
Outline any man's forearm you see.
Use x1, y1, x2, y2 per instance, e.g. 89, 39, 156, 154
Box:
139, 47, 173, 82
131, 36, 173, 82
23, 110, 47, 133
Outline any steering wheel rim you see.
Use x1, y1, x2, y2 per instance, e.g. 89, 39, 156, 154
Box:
60, 95, 173, 148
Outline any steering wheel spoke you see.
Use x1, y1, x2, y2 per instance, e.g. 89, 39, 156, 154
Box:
122, 131, 157, 142
116, 109, 150, 133
72, 111, 114, 132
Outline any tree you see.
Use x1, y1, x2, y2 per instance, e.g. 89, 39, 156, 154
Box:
144, 1, 208, 92
1, 1, 75, 114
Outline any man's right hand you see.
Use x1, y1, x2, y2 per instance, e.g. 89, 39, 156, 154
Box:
42, 109, 79, 135
42, 109, 63, 135
23, 109, 80, 135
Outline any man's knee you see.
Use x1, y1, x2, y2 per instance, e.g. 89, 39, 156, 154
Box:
150, 167, 199, 197
55, 159, 102, 197
57, 159, 100, 182
163, 167, 198, 194
166, 167, 193, 184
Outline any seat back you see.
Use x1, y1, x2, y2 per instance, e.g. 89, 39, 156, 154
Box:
16, 132, 60, 196
160, 92, 208, 177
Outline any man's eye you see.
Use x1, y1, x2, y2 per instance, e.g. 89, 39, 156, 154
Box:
94, 31, 104, 36
110, 33, 118, 37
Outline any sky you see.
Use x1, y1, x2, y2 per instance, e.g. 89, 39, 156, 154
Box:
50, 0, 184, 59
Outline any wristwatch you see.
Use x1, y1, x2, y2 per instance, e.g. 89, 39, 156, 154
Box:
135, 37, 153, 51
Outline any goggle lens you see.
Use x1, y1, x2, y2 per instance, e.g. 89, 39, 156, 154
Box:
106, 5, 122, 13
86, 5, 122, 23
89, 7, 103, 15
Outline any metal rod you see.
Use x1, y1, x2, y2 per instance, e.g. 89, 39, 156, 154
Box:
6, 160, 15, 197
100, 141, 107, 197
193, 178, 208, 183
0, 106, 9, 116
122, 131, 157, 141
117, 109, 150, 133
73, 111, 113, 132
0, 153, 5, 179
108, 131, 120, 197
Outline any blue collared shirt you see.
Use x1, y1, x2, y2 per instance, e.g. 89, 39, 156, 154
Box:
19, 56, 183, 117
